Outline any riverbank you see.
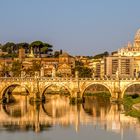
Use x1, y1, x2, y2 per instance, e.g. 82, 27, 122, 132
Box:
123, 94, 140, 119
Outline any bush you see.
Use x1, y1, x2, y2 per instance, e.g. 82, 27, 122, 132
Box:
131, 94, 139, 99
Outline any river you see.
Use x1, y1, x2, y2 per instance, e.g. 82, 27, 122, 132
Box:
0, 94, 140, 140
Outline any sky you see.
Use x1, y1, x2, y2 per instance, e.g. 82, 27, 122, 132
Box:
0, 0, 140, 56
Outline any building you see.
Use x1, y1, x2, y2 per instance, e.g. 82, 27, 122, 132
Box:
105, 28, 140, 78
105, 56, 134, 78
57, 52, 75, 77
18, 50, 75, 77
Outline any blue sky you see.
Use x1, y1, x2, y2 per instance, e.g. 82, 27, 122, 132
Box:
0, 0, 140, 55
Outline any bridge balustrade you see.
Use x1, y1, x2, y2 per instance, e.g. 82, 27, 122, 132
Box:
1, 77, 140, 82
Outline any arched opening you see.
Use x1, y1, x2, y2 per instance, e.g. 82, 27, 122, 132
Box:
124, 84, 140, 98
42, 85, 70, 97
2, 84, 29, 104
82, 84, 111, 117
2, 84, 29, 118
2, 84, 29, 117
42, 85, 70, 118
83, 84, 111, 98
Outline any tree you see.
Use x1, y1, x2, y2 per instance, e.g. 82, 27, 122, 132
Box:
11, 61, 22, 77
41, 43, 53, 57
16, 43, 29, 53
2, 42, 16, 53
0, 41, 53, 58
30, 41, 44, 57
32, 61, 42, 71
54, 51, 60, 58
0, 64, 10, 77
93, 51, 109, 59
30, 41, 53, 57
24, 61, 42, 77
75, 65, 93, 78
75, 61, 84, 67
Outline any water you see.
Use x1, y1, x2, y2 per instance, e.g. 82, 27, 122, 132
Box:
0, 95, 140, 140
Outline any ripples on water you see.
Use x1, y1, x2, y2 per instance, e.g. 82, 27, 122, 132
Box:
0, 94, 140, 140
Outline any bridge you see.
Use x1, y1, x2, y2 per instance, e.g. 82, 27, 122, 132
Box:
0, 77, 140, 101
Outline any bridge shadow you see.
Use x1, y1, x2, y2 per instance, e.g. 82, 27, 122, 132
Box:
2, 95, 29, 118
42, 95, 70, 118
82, 84, 111, 117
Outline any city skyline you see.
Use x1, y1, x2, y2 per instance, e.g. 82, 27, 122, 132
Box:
0, 0, 140, 55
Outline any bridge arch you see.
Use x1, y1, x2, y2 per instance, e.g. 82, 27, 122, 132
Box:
41, 83, 72, 97
1, 83, 30, 99
81, 83, 112, 97
122, 82, 140, 98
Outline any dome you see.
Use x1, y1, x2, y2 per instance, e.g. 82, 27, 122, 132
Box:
134, 28, 140, 41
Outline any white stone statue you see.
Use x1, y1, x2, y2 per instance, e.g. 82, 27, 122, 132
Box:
52, 66, 56, 77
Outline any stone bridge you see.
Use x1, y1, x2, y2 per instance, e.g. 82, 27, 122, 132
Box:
0, 77, 140, 101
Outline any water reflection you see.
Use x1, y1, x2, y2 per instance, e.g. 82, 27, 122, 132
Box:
0, 92, 140, 140
83, 96, 111, 117
42, 95, 70, 118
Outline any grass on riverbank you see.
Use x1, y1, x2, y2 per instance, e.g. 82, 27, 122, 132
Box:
123, 94, 140, 119
84, 92, 111, 98
70, 92, 110, 105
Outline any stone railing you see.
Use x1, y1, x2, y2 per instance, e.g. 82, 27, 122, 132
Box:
0, 77, 140, 82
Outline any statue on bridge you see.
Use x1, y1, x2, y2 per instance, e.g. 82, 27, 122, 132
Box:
75, 71, 79, 79
52, 66, 56, 78
115, 68, 119, 79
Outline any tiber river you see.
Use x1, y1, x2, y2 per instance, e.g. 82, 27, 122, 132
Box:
0, 85, 140, 140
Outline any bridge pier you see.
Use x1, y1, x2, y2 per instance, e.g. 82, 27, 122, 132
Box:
70, 89, 83, 104
110, 91, 123, 102
29, 92, 43, 102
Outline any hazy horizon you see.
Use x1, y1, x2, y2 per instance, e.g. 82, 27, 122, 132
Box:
0, 0, 140, 55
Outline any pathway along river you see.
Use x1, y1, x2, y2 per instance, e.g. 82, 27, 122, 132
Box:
0, 94, 140, 140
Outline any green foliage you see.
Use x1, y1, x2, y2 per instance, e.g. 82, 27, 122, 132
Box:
131, 94, 139, 99
11, 61, 22, 77
41, 46, 48, 53
53, 50, 63, 58
16, 43, 29, 53
93, 51, 109, 59
0, 41, 53, 58
43, 43, 53, 55
32, 61, 42, 71
123, 94, 140, 108
30, 41, 44, 57
123, 95, 140, 118
25, 61, 42, 76
30, 41, 53, 56
24, 68, 34, 77
0, 53, 18, 58
30, 41, 44, 47
1, 42, 16, 54
75, 66, 92, 78
125, 110, 140, 118
54, 51, 60, 58
84, 92, 111, 98
0, 64, 10, 77
75, 61, 84, 67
